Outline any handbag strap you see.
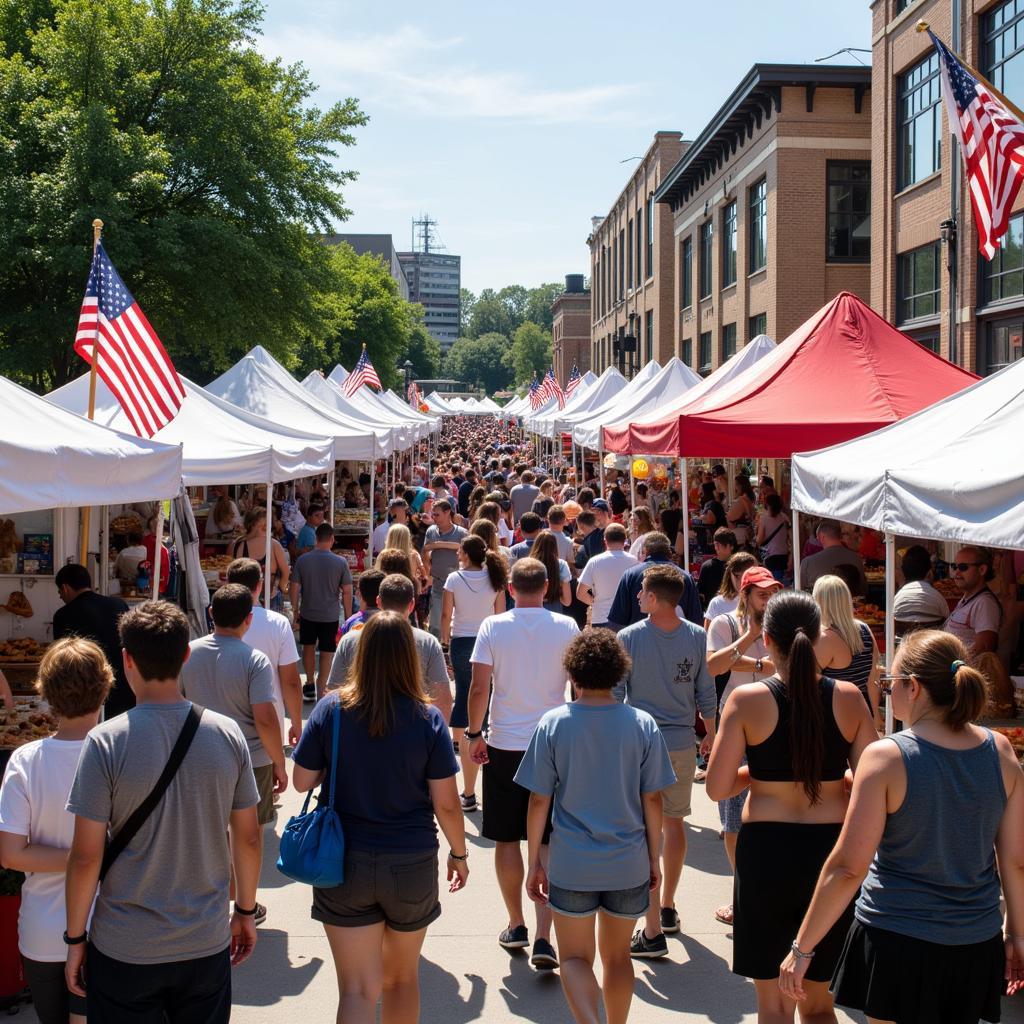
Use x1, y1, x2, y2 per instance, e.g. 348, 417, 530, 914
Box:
325, 699, 341, 807
100, 704, 204, 882
761, 518, 787, 548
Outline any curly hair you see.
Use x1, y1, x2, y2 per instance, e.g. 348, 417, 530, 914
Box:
564, 630, 631, 690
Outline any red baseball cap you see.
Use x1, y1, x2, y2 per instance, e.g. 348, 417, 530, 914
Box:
740, 566, 782, 591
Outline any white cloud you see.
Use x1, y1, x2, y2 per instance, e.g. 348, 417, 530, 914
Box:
259, 24, 642, 124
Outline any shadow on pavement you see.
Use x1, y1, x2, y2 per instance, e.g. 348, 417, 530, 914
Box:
232, 929, 324, 1006
497, 953, 574, 1024
682, 821, 732, 878
632, 934, 750, 1024
420, 958, 488, 1022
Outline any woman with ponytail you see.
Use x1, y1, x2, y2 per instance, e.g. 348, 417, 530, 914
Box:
780, 629, 1024, 1023
440, 535, 508, 812
707, 589, 875, 1022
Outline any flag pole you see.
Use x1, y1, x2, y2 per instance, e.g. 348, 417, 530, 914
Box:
79, 218, 103, 566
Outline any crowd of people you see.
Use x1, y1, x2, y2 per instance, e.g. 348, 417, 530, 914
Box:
0, 412, 1022, 1024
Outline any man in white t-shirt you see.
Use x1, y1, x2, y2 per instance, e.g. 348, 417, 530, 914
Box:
467, 558, 579, 971
228, 558, 303, 747
577, 522, 637, 628
372, 498, 410, 553
944, 545, 1001, 656
893, 544, 950, 626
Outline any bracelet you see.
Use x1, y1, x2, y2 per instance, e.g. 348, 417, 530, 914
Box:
234, 904, 258, 916
63, 930, 88, 946
790, 940, 815, 960
448, 850, 469, 861
464, 729, 483, 740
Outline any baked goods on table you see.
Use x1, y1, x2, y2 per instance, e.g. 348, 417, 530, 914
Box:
0, 637, 48, 662
110, 513, 145, 534
0, 700, 57, 748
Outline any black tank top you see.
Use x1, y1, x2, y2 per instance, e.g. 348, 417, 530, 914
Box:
747, 676, 850, 783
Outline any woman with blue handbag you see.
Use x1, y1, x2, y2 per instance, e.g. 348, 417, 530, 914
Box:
291, 611, 469, 1024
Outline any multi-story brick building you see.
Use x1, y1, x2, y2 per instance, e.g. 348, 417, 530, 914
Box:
654, 64, 872, 376
551, 274, 591, 383
588, 132, 686, 376
871, 0, 1024, 375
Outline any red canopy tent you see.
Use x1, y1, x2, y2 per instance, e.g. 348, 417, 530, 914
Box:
623, 292, 978, 457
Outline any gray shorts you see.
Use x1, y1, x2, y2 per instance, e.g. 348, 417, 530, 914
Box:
312, 849, 441, 932
548, 881, 650, 920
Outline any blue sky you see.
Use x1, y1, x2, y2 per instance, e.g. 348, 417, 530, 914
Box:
258, 1, 871, 295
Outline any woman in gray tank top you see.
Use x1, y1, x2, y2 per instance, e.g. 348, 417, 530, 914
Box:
779, 629, 1024, 1024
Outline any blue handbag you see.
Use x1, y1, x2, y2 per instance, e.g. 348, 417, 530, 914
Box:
276, 702, 345, 887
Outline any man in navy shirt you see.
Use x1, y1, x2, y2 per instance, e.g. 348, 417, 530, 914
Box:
457, 468, 477, 518
509, 513, 543, 562
607, 533, 702, 630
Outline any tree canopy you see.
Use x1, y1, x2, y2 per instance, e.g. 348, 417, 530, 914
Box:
444, 333, 513, 394
0, 0, 367, 388
509, 321, 552, 384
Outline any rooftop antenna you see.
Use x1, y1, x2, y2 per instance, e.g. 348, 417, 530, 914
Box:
412, 213, 446, 254
815, 47, 871, 65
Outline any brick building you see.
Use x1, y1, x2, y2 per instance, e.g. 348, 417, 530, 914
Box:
588, 131, 686, 376
871, 0, 1024, 375
655, 65, 873, 376
551, 274, 591, 383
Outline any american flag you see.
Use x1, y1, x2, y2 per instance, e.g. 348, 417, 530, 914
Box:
74, 243, 185, 437
343, 345, 382, 396
539, 367, 565, 410
929, 29, 1024, 259
528, 373, 542, 410
564, 363, 582, 397
407, 380, 422, 407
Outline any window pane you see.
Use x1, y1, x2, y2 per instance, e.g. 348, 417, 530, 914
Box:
827, 161, 871, 260
898, 54, 941, 189
897, 242, 940, 323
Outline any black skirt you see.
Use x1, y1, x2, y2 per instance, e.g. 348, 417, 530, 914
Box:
832, 920, 1006, 1024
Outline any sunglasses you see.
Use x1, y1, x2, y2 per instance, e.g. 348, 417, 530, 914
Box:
950, 562, 983, 572
874, 673, 912, 697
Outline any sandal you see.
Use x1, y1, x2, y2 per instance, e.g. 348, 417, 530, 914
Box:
714, 904, 734, 925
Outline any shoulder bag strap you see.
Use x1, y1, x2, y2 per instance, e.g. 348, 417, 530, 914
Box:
99, 704, 204, 882
761, 519, 787, 547
325, 699, 341, 807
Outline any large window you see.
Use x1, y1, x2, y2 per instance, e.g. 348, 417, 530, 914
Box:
984, 212, 1024, 303
827, 161, 871, 262
646, 196, 655, 278
682, 338, 693, 367
627, 219, 634, 291
898, 53, 941, 190
749, 312, 767, 339
749, 178, 767, 273
897, 242, 940, 322
699, 331, 712, 373
699, 221, 714, 298
722, 323, 737, 359
983, 1, 1024, 106
722, 201, 738, 287
636, 207, 643, 286
681, 237, 693, 308
984, 318, 1024, 374
645, 310, 654, 362
618, 229, 625, 300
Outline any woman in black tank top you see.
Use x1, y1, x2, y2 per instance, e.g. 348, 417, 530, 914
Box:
707, 590, 875, 1022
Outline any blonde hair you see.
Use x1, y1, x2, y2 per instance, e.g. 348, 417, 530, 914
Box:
812, 575, 864, 655
36, 637, 113, 719
384, 523, 413, 559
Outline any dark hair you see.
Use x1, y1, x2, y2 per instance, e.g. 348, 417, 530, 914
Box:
577, 510, 597, 528
511, 557, 548, 596
358, 569, 385, 605
211, 583, 253, 629
378, 573, 415, 610
547, 505, 566, 526
895, 630, 987, 730
56, 563, 92, 592
313, 522, 334, 543
957, 544, 994, 581
577, 487, 594, 505
431, 474, 446, 488
736, 475, 756, 501
718, 551, 759, 599
242, 507, 267, 533
521, 470, 535, 484
307, 504, 324, 518
529, 532, 563, 603
816, 519, 842, 541
475, 501, 500, 526
377, 547, 414, 584
763, 590, 824, 804
604, 522, 627, 544
519, 512, 542, 535
701, 481, 717, 503
713, 527, 737, 549
226, 557, 262, 592
641, 564, 684, 605
642, 531, 671, 559
832, 561, 863, 595
433, 498, 453, 515
461, 535, 508, 592
765, 493, 783, 517
564, 630, 631, 690
127, 529, 145, 546
119, 600, 191, 682
900, 544, 932, 583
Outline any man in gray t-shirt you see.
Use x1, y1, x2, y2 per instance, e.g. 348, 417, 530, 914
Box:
422, 500, 468, 637
509, 470, 541, 524
64, 601, 261, 1018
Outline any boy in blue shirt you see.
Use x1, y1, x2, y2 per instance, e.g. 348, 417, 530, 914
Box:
516, 630, 674, 1023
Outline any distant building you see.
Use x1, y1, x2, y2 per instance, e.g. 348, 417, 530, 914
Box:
321, 233, 409, 300
552, 274, 591, 384
398, 251, 462, 353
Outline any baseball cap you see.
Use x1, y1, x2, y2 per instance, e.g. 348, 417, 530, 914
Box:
740, 566, 782, 591
592, 499, 610, 512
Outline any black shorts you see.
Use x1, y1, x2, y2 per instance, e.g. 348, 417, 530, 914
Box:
21, 956, 87, 1022
733, 821, 852, 982
832, 921, 1005, 1024
299, 617, 338, 653
481, 746, 552, 844
312, 849, 441, 932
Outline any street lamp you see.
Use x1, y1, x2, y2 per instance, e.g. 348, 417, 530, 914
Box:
400, 359, 414, 393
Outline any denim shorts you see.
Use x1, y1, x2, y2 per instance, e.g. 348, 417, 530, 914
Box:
718, 789, 747, 833
448, 635, 476, 729
548, 880, 650, 920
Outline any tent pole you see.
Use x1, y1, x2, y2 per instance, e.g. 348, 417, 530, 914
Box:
264, 483, 272, 610
598, 447, 606, 498
327, 467, 335, 526
100, 505, 110, 597
151, 503, 164, 602
884, 531, 896, 735
792, 508, 801, 589
367, 460, 376, 566
629, 461, 637, 510
680, 457, 690, 573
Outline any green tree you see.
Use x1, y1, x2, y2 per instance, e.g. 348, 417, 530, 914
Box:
400, 320, 441, 380
459, 287, 476, 336
509, 321, 551, 384
523, 283, 563, 332
0, 0, 366, 389
444, 333, 512, 393
467, 288, 515, 339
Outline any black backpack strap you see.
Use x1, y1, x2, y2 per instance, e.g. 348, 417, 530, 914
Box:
99, 704, 204, 882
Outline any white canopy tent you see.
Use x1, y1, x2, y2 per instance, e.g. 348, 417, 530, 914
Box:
537, 363, 654, 438
424, 392, 461, 414
476, 397, 502, 413
524, 366, 627, 434
324, 365, 441, 436
301, 372, 414, 450
572, 359, 702, 450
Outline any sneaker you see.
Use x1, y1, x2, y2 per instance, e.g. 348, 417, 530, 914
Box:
302, 683, 316, 703
660, 907, 680, 934
498, 924, 530, 949
630, 928, 668, 959
254, 902, 267, 926
460, 792, 478, 812
530, 937, 559, 970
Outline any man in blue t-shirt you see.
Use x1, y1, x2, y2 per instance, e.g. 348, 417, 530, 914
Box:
294, 505, 325, 558
607, 533, 701, 630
